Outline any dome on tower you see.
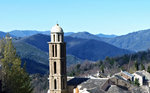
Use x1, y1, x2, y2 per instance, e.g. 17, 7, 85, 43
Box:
51, 24, 63, 33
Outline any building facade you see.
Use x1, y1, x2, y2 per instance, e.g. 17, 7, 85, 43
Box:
48, 24, 67, 93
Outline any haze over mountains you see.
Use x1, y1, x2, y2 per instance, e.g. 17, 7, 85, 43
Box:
1, 28, 150, 74
16, 34, 131, 60
68, 29, 150, 52
9, 30, 74, 37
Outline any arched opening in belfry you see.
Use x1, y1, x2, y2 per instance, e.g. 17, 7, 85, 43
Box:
54, 62, 56, 74
52, 45, 54, 57
58, 34, 60, 42
54, 79, 57, 89
55, 45, 57, 57
53, 34, 55, 42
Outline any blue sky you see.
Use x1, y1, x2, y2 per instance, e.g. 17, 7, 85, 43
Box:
0, 0, 150, 35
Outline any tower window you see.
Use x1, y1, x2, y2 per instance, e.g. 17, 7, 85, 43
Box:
54, 62, 56, 74
53, 35, 55, 42
54, 79, 57, 89
55, 45, 57, 57
58, 34, 60, 42
52, 45, 54, 57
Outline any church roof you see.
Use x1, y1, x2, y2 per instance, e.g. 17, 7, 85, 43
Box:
67, 77, 89, 86
79, 78, 108, 90
107, 85, 129, 93
51, 24, 63, 33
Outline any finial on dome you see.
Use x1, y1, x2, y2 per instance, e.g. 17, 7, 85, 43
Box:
51, 24, 63, 33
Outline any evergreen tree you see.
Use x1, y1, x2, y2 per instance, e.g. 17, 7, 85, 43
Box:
100, 65, 104, 73
134, 61, 139, 71
147, 66, 150, 73
0, 38, 5, 59
0, 38, 33, 93
134, 78, 140, 86
141, 64, 145, 70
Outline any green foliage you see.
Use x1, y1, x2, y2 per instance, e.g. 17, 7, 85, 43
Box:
0, 38, 33, 93
134, 78, 140, 86
100, 65, 104, 73
134, 61, 139, 71
141, 64, 145, 70
147, 66, 150, 73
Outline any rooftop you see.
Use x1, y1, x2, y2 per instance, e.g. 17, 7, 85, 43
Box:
122, 71, 134, 77
51, 24, 63, 33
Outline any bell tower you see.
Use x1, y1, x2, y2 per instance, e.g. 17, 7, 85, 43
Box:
48, 24, 67, 93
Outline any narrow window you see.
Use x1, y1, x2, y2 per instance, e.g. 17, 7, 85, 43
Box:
58, 34, 60, 42
52, 45, 54, 57
54, 79, 57, 89
53, 35, 55, 42
55, 45, 57, 57
54, 62, 56, 74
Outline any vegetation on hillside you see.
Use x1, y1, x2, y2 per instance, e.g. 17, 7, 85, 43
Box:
0, 37, 33, 93
67, 49, 150, 76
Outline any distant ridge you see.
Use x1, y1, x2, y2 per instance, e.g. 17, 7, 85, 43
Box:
103, 29, 150, 51
69, 31, 102, 41
96, 33, 117, 38
17, 34, 132, 61
9, 30, 74, 37
7, 28, 150, 52
0, 31, 7, 38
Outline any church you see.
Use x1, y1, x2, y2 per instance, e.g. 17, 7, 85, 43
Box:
47, 24, 133, 93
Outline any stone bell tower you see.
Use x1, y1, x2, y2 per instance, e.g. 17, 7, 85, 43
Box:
48, 24, 67, 93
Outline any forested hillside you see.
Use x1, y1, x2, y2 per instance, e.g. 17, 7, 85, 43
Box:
16, 34, 132, 60
67, 49, 150, 77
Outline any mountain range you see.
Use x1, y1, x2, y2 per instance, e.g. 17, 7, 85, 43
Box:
69, 29, 150, 51
0, 31, 7, 38
9, 30, 74, 37
96, 33, 117, 38
16, 34, 131, 60
1, 28, 150, 74
12, 33, 131, 74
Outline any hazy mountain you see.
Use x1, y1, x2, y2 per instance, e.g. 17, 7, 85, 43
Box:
69, 29, 150, 52
0, 31, 7, 38
13, 41, 49, 74
65, 37, 132, 60
9, 30, 75, 37
64, 32, 74, 36
18, 34, 132, 61
96, 33, 117, 38
13, 40, 82, 74
9, 30, 44, 37
103, 29, 150, 52
69, 32, 102, 41
0, 31, 15, 38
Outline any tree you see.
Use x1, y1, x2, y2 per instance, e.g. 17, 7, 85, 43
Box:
134, 78, 140, 86
134, 61, 139, 71
0, 38, 33, 93
100, 65, 104, 73
141, 64, 145, 70
147, 66, 150, 73
0, 38, 6, 59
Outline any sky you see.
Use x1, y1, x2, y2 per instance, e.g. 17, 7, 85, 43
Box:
0, 0, 150, 35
